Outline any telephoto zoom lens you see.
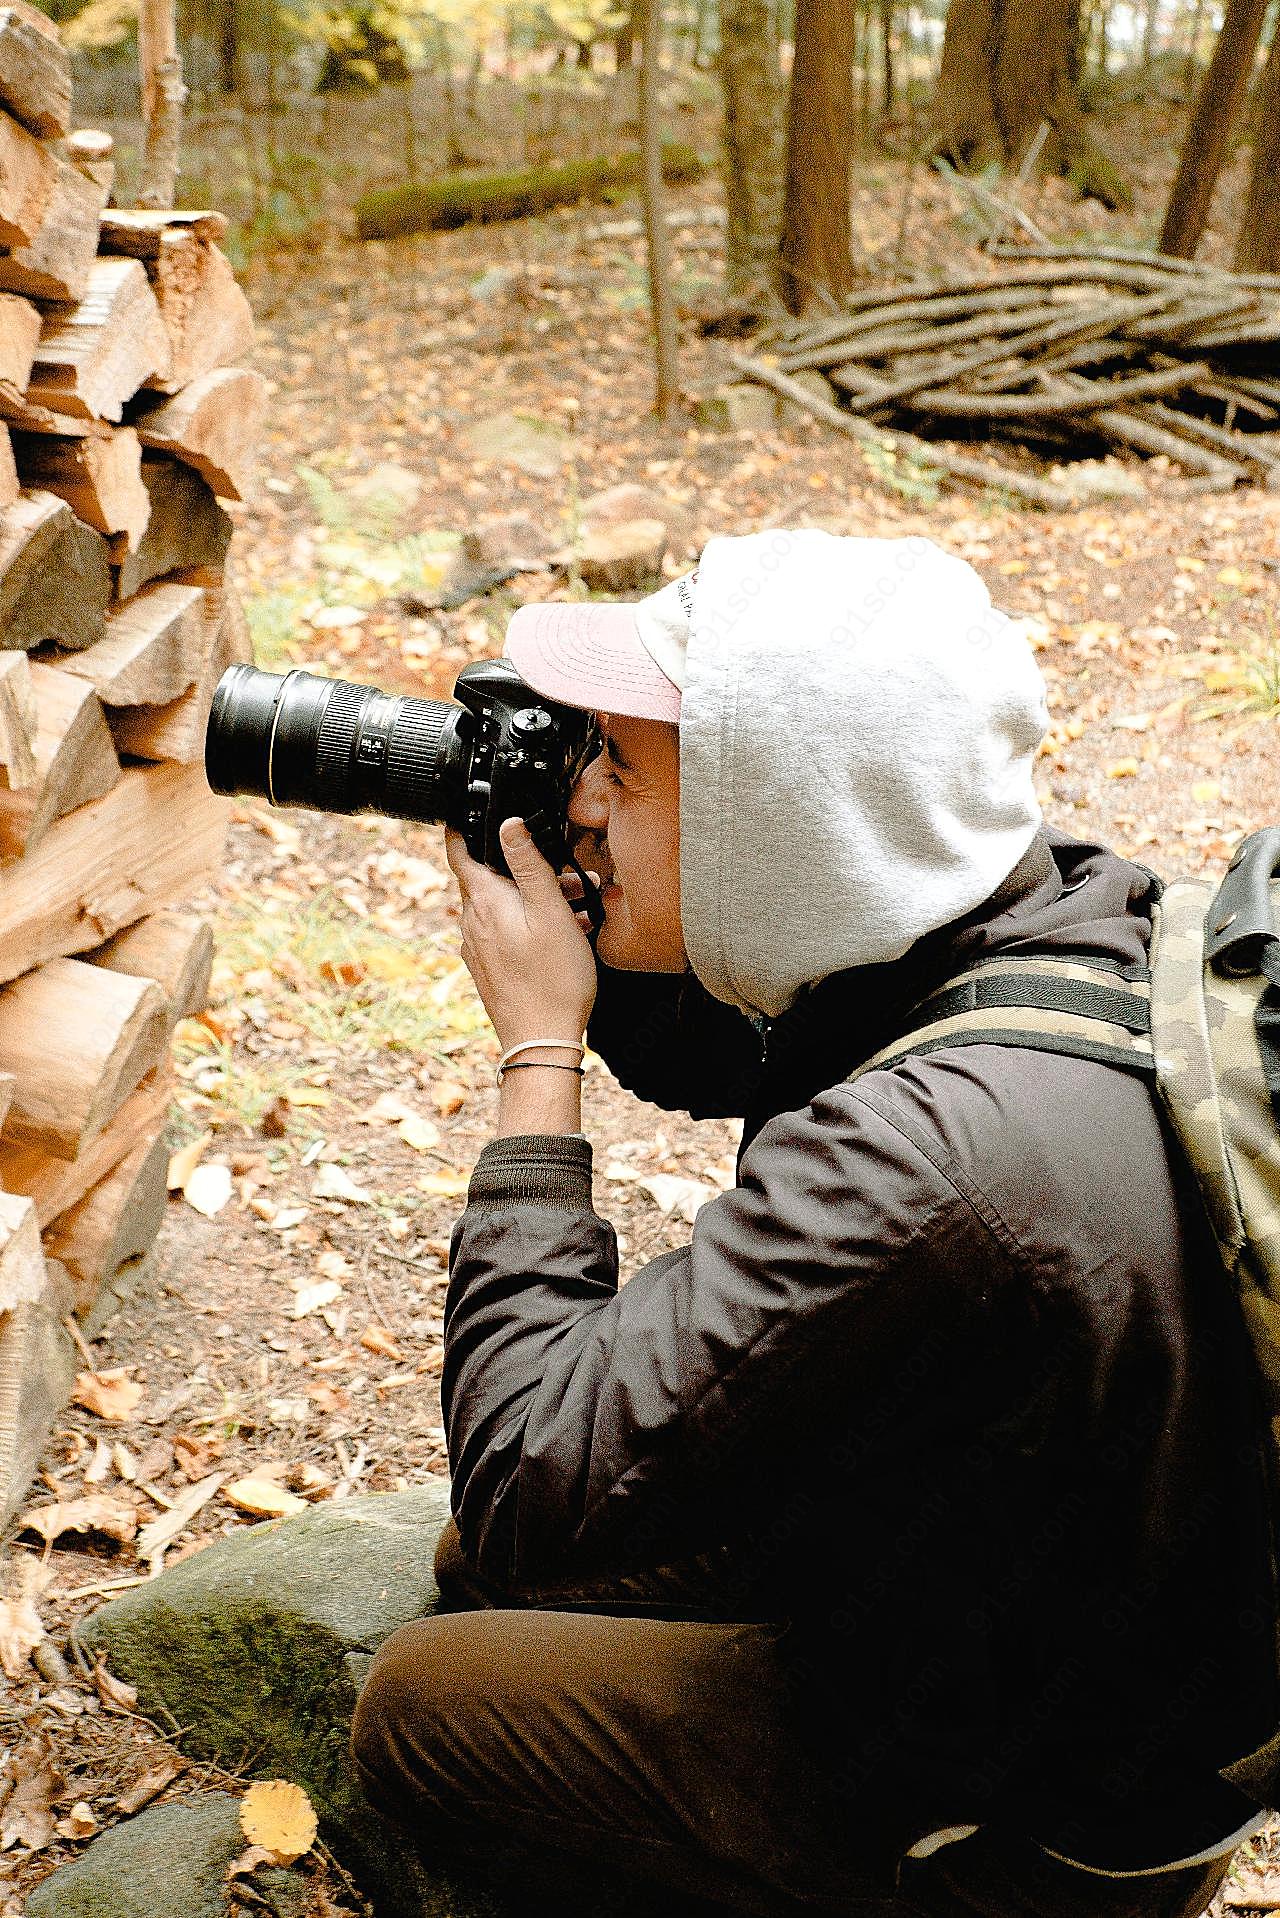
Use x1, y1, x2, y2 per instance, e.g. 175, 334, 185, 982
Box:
205, 666, 469, 825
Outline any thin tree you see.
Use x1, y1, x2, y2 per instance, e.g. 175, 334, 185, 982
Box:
778, 0, 857, 315
637, 0, 679, 418
138, 0, 186, 208
1234, 20, 1280, 270
718, 0, 785, 300
1160, 0, 1272, 258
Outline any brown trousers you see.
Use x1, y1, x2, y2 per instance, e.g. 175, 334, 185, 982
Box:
351, 1522, 1233, 1918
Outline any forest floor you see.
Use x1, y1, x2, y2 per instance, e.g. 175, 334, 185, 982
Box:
7, 92, 1280, 1917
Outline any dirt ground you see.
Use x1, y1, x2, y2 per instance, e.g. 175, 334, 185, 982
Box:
7, 90, 1280, 1915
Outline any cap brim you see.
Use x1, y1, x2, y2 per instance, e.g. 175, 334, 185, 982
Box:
505, 600, 681, 722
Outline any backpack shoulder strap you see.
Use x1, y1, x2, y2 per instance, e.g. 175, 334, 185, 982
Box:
846, 954, 1156, 1087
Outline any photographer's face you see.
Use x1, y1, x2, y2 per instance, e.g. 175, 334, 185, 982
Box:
568, 715, 685, 973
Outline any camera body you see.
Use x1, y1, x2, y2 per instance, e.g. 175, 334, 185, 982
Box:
205, 658, 601, 886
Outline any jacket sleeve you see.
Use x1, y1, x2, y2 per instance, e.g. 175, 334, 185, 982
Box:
441, 1087, 1003, 1587
585, 961, 762, 1118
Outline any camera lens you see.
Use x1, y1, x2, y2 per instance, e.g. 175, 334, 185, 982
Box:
206, 665, 468, 825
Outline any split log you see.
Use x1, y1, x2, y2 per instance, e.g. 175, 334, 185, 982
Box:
0, 145, 107, 300
0, 648, 34, 788
13, 424, 150, 546
57, 580, 206, 707
45, 1127, 168, 1306
0, 662, 120, 855
728, 351, 1077, 510
0, 2, 71, 138
142, 239, 253, 394
0, 1205, 70, 1524
89, 908, 213, 1023
29, 258, 171, 421
64, 127, 113, 191
0, 1068, 171, 1224
113, 454, 231, 599
0, 758, 227, 984
99, 207, 228, 255
0, 288, 38, 400
0, 954, 168, 1157
0, 489, 111, 649
0, 417, 14, 506
111, 570, 251, 763
0, 108, 56, 250
130, 366, 265, 500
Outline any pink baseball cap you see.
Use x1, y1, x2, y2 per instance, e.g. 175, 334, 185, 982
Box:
504, 572, 694, 722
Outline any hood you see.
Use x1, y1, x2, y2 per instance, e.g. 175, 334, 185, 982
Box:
677, 530, 1050, 1019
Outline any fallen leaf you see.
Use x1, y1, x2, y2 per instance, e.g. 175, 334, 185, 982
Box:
360, 1324, 402, 1360
398, 1111, 441, 1151
1111, 712, 1151, 732
1191, 779, 1221, 804
166, 1132, 211, 1191
183, 1161, 233, 1218
111, 1442, 138, 1482
0, 1737, 62, 1852
224, 1478, 309, 1519
116, 1755, 183, 1816
604, 1160, 646, 1183
260, 1096, 290, 1138
638, 1173, 715, 1224
0, 1589, 44, 1679
93, 1658, 138, 1712
416, 1169, 470, 1198
239, 1779, 318, 1864
136, 1471, 225, 1561
227, 1843, 279, 1883
431, 1079, 468, 1117
316, 1249, 352, 1282
82, 1437, 112, 1485
308, 603, 365, 630
21, 1495, 138, 1550
268, 1205, 309, 1232
292, 1278, 343, 1319
313, 1162, 372, 1204
72, 1370, 144, 1423
284, 1085, 331, 1108
55, 1802, 97, 1840
353, 1091, 419, 1125
1104, 758, 1140, 780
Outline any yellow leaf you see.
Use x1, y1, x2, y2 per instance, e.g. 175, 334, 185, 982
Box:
398, 1112, 442, 1151
431, 1079, 468, 1117
1190, 779, 1221, 805
1175, 555, 1205, 574
1112, 712, 1151, 732
239, 1780, 318, 1865
1216, 566, 1247, 587
1105, 758, 1140, 779
72, 1370, 144, 1423
224, 1478, 309, 1519
362, 948, 421, 984
167, 1132, 211, 1192
284, 1086, 331, 1108
417, 1170, 471, 1198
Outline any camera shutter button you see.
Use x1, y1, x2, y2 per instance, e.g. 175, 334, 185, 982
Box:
511, 707, 552, 737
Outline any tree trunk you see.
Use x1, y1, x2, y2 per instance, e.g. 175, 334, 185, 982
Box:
718, 0, 784, 298
637, 0, 679, 418
880, 0, 896, 113
1234, 19, 1280, 270
137, 0, 186, 210
932, 0, 1130, 206
217, 0, 238, 96
778, 0, 856, 315
1159, 0, 1271, 258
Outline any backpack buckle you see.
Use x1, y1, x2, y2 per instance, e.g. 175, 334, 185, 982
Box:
1206, 828, 1280, 977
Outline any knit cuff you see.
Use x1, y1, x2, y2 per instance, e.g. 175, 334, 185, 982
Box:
466, 1133, 594, 1212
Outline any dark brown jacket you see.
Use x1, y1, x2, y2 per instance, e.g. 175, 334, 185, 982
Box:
442, 830, 1277, 1856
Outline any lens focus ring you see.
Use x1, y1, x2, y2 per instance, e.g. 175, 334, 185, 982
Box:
313, 680, 370, 796
385, 700, 454, 817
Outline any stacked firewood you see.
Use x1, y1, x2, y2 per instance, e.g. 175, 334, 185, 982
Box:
0, 2, 261, 1518
736, 246, 1280, 508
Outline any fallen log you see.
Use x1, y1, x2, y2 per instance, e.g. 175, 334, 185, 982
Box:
0, 662, 119, 855
727, 352, 1076, 510
355, 143, 706, 242
0, 488, 111, 649
0, 954, 168, 1157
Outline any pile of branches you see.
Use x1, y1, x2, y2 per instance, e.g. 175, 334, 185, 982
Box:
734, 245, 1280, 511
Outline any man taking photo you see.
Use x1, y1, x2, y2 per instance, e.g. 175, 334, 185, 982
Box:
353, 530, 1277, 1918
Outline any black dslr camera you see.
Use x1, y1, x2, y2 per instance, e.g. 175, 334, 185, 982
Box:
204, 660, 604, 924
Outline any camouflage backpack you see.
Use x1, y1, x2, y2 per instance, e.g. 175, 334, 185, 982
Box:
847, 823, 1280, 1794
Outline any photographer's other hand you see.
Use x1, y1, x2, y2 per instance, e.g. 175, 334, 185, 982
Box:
445, 818, 597, 1052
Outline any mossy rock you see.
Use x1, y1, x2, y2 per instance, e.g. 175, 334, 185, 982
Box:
355, 144, 706, 241
76, 1485, 495, 1918
25, 1793, 308, 1918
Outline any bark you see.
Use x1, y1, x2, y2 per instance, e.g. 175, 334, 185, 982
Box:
932, 0, 1130, 207
217, 0, 238, 95
718, 0, 785, 297
637, 0, 679, 417
1160, 0, 1271, 258
1234, 20, 1280, 271
778, 0, 856, 315
137, 0, 186, 211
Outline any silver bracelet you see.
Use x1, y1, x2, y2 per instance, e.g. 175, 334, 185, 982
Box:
496, 1061, 585, 1086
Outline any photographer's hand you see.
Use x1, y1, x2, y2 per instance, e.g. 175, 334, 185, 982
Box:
445, 818, 596, 1139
